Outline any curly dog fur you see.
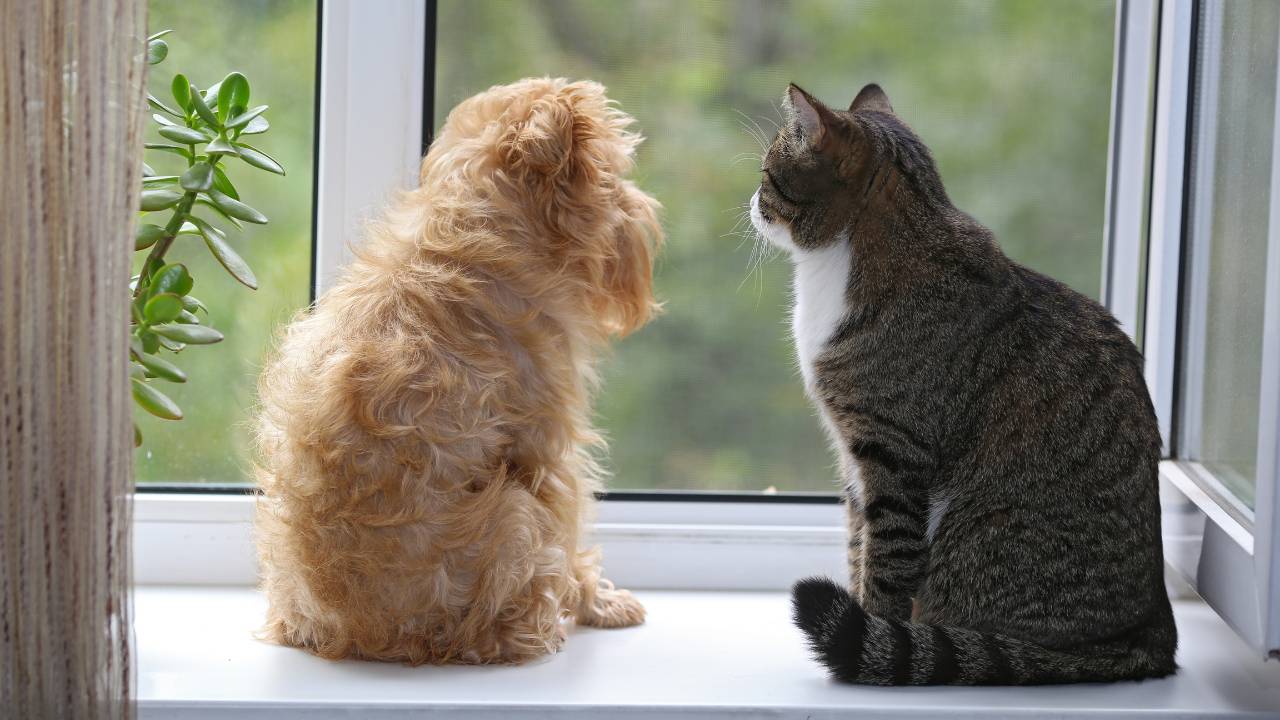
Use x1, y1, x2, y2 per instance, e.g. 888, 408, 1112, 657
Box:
254, 78, 662, 665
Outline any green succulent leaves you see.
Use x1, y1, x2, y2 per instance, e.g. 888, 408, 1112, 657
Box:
226, 105, 267, 131
143, 293, 184, 324
148, 264, 193, 298
140, 189, 183, 211
132, 378, 183, 420
146, 31, 170, 66
136, 352, 187, 383
217, 73, 250, 124
207, 189, 267, 224
171, 74, 192, 111
190, 84, 219, 128
145, 143, 193, 161
235, 144, 285, 176
180, 162, 214, 192
135, 223, 166, 251
150, 323, 224, 345
130, 33, 283, 441
158, 125, 208, 145
148, 94, 182, 118
205, 135, 239, 156
211, 167, 240, 199
188, 217, 258, 289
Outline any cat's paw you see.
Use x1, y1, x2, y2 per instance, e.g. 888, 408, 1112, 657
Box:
791, 576, 851, 639
577, 579, 646, 628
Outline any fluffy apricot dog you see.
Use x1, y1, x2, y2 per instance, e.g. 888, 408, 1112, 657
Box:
254, 78, 662, 664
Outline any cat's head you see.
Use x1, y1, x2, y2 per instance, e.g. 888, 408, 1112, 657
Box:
750, 83, 947, 255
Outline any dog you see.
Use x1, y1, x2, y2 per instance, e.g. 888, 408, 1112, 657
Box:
254, 78, 662, 665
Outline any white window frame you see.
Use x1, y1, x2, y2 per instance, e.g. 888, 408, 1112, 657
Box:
133, 492, 847, 589
1109, 0, 1280, 659
133, 0, 1280, 661
1102, 0, 1158, 343
313, 0, 428, 295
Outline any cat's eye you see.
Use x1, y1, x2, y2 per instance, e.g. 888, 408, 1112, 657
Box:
763, 169, 802, 205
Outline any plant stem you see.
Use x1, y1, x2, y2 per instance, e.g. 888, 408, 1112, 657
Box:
133, 151, 226, 298
134, 191, 197, 298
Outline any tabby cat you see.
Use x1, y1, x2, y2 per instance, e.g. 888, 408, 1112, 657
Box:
750, 83, 1177, 685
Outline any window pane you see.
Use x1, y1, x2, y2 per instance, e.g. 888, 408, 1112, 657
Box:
134, 0, 317, 484
436, 0, 1115, 491
1178, 0, 1279, 510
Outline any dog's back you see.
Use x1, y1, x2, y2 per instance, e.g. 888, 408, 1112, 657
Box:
254, 78, 662, 664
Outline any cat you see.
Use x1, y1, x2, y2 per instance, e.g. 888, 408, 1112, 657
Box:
750, 83, 1177, 684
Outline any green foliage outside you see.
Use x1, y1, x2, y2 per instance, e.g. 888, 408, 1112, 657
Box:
135, 0, 314, 484
139, 0, 1115, 493
130, 30, 287, 447
437, 0, 1116, 491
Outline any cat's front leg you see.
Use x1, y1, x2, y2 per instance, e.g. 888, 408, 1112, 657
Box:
844, 490, 867, 602
858, 468, 929, 621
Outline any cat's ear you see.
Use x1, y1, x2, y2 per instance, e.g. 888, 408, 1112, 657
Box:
849, 83, 893, 115
785, 84, 840, 149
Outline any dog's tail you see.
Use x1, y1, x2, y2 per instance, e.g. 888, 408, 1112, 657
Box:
791, 577, 1175, 685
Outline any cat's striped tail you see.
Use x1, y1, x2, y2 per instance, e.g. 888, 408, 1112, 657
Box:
791, 577, 1175, 685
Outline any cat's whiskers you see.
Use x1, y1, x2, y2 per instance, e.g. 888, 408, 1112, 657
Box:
733, 109, 772, 152
721, 206, 761, 283
743, 110, 774, 148
724, 211, 758, 256
771, 100, 788, 132
759, 109, 781, 133
737, 122, 764, 149
736, 120, 769, 153
750, 230, 782, 302
733, 216, 778, 301
728, 109, 789, 302
722, 207, 755, 251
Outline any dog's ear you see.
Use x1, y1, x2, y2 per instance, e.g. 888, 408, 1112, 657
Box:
601, 183, 663, 336
499, 95, 576, 176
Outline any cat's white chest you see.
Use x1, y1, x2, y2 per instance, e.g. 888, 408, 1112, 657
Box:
790, 241, 853, 392
789, 239, 857, 497
750, 191, 859, 495
747, 191, 853, 389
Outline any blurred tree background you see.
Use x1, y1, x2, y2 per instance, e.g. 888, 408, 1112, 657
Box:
436, 0, 1116, 492
139, 0, 1116, 493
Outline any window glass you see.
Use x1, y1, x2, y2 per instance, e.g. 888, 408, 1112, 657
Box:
134, 0, 317, 484
1179, 0, 1279, 510
436, 0, 1116, 492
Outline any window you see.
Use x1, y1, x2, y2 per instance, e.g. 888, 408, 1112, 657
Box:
435, 0, 1117, 492
132, 0, 1280, 662
1136, 0, 1280, 659
1177, 0, 1279, 512
134, 0, 318, 486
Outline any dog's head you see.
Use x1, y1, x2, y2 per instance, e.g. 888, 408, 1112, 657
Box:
424, 78, 662, 337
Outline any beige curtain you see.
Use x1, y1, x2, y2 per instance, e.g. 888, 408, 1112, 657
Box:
1, 1, 147, 718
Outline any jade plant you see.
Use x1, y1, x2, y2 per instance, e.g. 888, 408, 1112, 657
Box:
130, 31, 285, 445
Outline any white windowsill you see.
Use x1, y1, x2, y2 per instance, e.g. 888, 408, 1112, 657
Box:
137, 586, 1280, 719
130, 462, 1197, 594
